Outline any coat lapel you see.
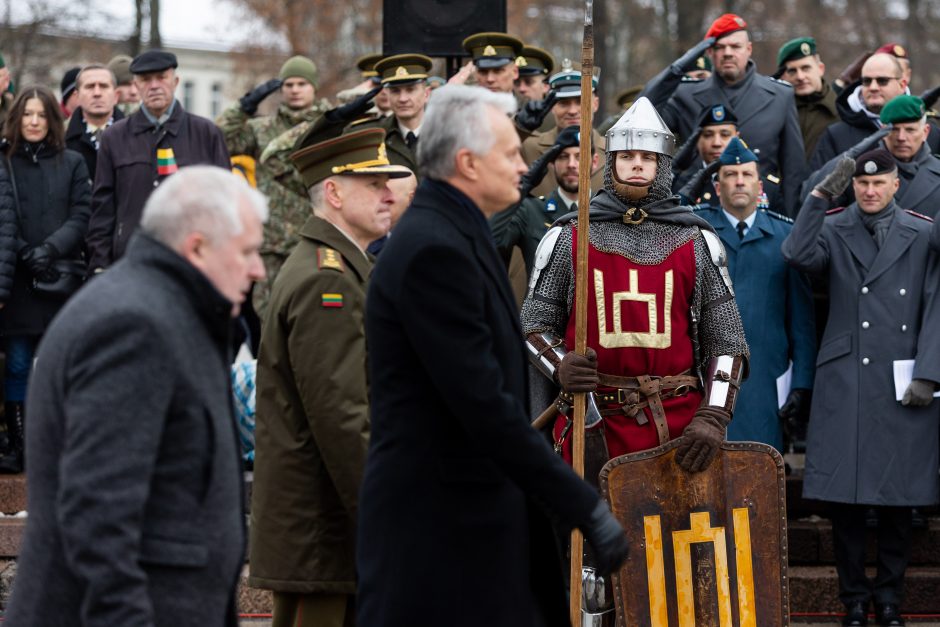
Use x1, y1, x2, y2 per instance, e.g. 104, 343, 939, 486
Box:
896, 158, 940, 213
741, 210, 773, 245
864, 211, 919, 284
832, 208, 878, 272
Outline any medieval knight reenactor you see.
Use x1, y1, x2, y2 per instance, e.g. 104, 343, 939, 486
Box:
522, 95, 750, 479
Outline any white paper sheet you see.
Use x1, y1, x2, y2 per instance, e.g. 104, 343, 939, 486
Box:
893, 359, 940, 401
776, 362, 793, 409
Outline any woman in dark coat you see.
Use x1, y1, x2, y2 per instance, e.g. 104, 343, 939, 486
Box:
0, 85, 91, 473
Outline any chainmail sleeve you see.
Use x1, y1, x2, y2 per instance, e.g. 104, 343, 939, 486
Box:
692, 232, 749, 372
520, 224, 574, 337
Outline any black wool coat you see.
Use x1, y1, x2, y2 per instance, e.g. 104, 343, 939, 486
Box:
0, 163, 18, 303
357, 179, 600, 627
2, 144, 90, 336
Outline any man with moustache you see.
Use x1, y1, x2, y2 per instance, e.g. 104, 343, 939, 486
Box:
776, 37, 839, 160
65, 64, 123, 181
86, 50, 230, 273
250, 128, 410, 627
642, 13, 806, 216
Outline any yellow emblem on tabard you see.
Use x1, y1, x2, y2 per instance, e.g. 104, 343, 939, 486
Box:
894, 44, 906, 57
800, 42, 811, 56
483, 45, 497, 56
395, 66, 409, 78
515, 56, 527, 67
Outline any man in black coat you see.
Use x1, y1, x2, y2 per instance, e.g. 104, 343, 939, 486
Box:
357, 85, 629, 627
86, 50, 230, 273
5, 166, 267, 626
64, 63, 124, 182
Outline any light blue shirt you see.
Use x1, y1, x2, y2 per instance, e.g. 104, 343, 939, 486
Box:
722, 208, 756, 237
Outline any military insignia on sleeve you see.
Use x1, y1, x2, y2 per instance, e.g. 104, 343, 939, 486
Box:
321, 293, 344, 308
766, 174, 780, 184
317, 247, 345, 272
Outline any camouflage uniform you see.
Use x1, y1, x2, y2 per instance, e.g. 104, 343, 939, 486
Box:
218, 101, 330, 314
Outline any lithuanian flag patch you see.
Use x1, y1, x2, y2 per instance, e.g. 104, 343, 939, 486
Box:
157, 148, 179, 175
321, 293, 344, 308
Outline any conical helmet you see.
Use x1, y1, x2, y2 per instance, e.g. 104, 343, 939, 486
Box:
606, 96, 677, 157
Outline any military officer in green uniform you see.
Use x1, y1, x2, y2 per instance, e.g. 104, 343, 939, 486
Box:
776, 37, 839, 160
521, 61, 606, 198
462, 32, 524, 94
249, 128, 409, 627
356, 53, 433, 175
217, 55, 331, 314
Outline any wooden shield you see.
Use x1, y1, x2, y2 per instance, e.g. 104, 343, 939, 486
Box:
599, 440, 789, 627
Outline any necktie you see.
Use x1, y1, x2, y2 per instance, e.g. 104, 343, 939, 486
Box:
570, 202, 577, 213
406, 131, 417, 150
736, 221, 747, 239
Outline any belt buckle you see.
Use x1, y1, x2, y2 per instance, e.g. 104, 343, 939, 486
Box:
672, 384, 691, 398
616, 388, 628, 404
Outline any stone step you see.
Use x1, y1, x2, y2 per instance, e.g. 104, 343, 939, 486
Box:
789, 516, 940, 565
0, 475, 26, 516
789, 565, 940, 614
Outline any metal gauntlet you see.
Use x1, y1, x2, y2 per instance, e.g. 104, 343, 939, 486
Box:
702, 355, 746, 413
526, 331, 567, 382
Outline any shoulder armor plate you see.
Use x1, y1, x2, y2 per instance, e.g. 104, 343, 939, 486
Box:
528, 226, 564, 298
701, 229, 734, 294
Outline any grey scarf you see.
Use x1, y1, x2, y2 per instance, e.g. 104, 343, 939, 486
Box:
857, 199, 896, 248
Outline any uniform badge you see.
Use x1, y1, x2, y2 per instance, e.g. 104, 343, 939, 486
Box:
545, 199, 557, 213
696, 57, 706, 70
395, 66, 409, 78
712, 105, 725, 122
864, 160, 878, 175
894, 45, 906, 57
321, 293, 344, 308
733, 16, 745, 26
766, 173, 780, 184
483, 45, 497, 56
157, 148, 178, 176
800, 42, 811, 56
317, 247, 345, 272
515, 56, 528, 67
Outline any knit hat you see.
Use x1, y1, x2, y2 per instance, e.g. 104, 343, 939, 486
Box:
777, 37, 817, 66
279, 56, 318, 89
705, 14, 747, 40
880, 95, 926, 124
854, 148, 897, 177
60, 66, 80, 104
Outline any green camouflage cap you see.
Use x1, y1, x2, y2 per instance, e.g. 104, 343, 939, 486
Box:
880, 95, 926, 124
290, 128, 411, 188
777, 37, 817, 67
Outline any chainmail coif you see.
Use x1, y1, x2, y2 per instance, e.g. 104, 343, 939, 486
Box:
603, 152, 675, 209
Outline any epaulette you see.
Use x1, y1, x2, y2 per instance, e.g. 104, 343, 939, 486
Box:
905, 209, 934, 222
765, 173, 780, 185
764, 209, 793, 224
826, 207, 845, 215
317, 246, 345, 272
770, 77, 793, 88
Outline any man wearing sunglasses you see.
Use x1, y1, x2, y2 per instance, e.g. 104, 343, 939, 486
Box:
810, 53, 940, 171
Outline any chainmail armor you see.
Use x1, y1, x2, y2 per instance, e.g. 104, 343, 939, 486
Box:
521, 222, 750, 376
604, 152, 675, 208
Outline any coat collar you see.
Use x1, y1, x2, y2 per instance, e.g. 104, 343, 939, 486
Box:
897, 153, 940, 212
298, 215, 373, 283
701, 206, 773, 252
831, 203, 878, 272
864, 207, 921, 284
128, 101, 185, 136
691, 62, 771, 127
65, 106, 125, 142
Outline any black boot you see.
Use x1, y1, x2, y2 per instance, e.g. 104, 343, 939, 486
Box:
0, 402, 24, 474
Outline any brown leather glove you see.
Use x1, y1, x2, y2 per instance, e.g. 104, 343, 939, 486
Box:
557, 347, 598, 393
837, 51, 872, 88
675, 406, 730, 473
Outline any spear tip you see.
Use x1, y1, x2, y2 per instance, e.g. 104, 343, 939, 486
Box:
585, 0, 593, 25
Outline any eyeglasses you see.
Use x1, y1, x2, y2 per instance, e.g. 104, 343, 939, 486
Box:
861, 76, 901, 86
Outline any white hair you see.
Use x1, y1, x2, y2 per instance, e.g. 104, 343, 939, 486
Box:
140, 166, 269, 248
417, 85, 516, 180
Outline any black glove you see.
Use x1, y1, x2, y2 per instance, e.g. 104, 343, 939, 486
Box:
581, 500, 629, 576
814, 156, 856, 199
778, 388, 812, 423
514, 90, 558, 132
670, 38, 717, 76
845, 125, 892, 159
671, 127, 702, 174
325, 85, 383, 125
677, 159, 720, 204
556, 347, 598, 393
518, 125, 580, 198
21, 243, 58, 277
902, 379, 937, 407
675, 406, 730, 473
239, 78, 282, 115
920, 85, 940, 111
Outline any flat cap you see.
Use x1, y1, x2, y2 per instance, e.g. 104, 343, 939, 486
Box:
778, 37, 817, 66
880, 95, 926, 124
108, 55, 134, 85
549, 58, 599, 99
356, 53, 383, 78
290, 128, 412, 188
698, 103, 738, 128
705, 13, 748, 41
462, 32, 524, 69
854, 148, 897, 176
876, 43, 908, 60
516, 46, 555, 77
718, 136, 757, 166
130, 50, 178, 74
374, 54, 433, 86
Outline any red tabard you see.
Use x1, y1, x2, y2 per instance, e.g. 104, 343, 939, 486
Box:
555, 226, 703, 461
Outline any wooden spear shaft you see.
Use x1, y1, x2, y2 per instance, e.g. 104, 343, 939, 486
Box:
570, 2, 594, 626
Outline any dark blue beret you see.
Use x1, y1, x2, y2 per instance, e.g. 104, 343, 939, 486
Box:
698, 103, 738, 128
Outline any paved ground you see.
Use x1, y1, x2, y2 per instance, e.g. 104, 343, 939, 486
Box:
239, 619, 940, 626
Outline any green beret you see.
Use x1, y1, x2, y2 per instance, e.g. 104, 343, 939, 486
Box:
880, 95, 927, 124
290, 128, 411, 188
777, 37, 817, 66
279, 56, 319, 89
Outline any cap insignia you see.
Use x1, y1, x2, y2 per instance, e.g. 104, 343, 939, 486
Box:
696, 57, 706, 69
712, 105, 725, 121
395, 66, 408, 77
864, 160, 877, 174
800, 42, 811, 56
483, 45, 497, 56
734, 17, 745, 26
894, 45, 906, 57
561, 58, 573, 71
515, 56, 527, 67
